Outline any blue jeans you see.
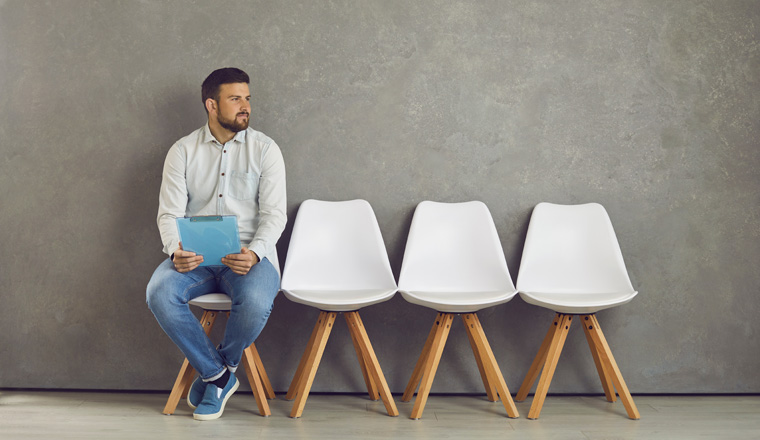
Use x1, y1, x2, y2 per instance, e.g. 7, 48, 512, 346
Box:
146, 257, 279, 381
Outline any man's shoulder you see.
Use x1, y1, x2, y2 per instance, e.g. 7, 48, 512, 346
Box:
174, 126, 209, 146
244, 127, 276, 147
167, 126, 208, 155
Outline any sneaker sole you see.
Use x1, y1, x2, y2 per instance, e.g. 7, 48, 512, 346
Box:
192, 379, 239, 421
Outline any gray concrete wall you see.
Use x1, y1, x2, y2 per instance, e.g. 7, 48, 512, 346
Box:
1, 0, 758, 394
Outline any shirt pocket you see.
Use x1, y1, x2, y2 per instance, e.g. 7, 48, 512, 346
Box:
228, 170, 259, 201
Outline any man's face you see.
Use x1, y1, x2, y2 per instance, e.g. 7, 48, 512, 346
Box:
213, 82, 251, 133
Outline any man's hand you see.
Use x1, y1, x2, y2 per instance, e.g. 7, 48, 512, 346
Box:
222, 247, 259, 275
173, 242, 204, 273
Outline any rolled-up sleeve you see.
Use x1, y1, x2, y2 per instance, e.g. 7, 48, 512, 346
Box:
157, 143, 188, 256
247, 140, 287, 260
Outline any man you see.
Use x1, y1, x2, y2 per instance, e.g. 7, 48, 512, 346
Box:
146, 67, 286, 421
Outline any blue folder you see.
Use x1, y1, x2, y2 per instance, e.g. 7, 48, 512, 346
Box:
176, 215, 241, 266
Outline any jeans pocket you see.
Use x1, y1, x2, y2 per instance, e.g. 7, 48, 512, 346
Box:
229, 170, 259, 201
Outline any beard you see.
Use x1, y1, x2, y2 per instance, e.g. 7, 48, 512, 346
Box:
217, 112, 249, 133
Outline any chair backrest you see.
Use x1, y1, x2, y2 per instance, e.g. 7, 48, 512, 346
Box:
398, 201, 515, 293
516, 202, 634, 294
281, 199, 396, 291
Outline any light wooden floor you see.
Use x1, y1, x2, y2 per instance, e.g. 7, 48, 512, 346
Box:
1, 391, 759, 439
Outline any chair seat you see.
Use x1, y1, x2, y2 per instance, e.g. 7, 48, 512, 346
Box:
519, 290, 638, 314
188, 293, 232, 311
282, 288, 397, 312
400, 289, 518, 313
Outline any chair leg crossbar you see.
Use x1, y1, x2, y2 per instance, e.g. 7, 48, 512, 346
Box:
163, 310, 276, 417
402, 312, 519, 420
515, 313, 640, 420
286, 311, 399, 419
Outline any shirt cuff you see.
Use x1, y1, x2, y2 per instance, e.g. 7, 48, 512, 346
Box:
248, 242, 266, 262
164, 239, 181, 257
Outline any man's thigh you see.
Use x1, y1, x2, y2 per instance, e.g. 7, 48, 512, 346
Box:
146, 258, 220, 305
218, 257, 280, 305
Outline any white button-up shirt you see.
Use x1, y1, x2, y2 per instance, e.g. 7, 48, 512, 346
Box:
157, 124, 287, 267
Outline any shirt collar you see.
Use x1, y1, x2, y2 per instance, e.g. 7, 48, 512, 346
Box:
202, 123, 247, 146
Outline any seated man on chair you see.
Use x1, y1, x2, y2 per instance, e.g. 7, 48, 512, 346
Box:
146, 67, 286, 421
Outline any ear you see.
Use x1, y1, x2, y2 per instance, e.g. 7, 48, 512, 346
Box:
205, 98, 217, 114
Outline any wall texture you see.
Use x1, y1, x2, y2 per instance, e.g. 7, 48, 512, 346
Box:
1, 0, 758, 394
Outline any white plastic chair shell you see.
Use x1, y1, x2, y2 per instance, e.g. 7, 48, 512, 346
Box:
398, 201, 518, 313
280, 199, 397, 312
516, 202, 638, 314
188, 293, 233, 311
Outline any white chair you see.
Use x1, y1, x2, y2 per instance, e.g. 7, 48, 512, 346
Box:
398, 201, 519, 420
514, 202, 640, 420
281, 199, 399, 418
162, 293, 275, 417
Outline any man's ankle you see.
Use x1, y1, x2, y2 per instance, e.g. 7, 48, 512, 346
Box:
210, 369, 230, 389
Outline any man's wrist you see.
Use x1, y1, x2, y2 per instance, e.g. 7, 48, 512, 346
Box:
252, 250, 260, 263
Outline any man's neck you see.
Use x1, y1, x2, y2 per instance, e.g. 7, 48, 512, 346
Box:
208, 119, 237, 145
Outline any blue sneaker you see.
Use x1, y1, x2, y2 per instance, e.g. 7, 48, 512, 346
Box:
187, 376, 207, 409
193, 374, 239, 421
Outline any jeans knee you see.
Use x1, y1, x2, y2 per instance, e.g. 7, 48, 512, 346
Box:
145, 282, 165, 315
146, 278, 181, 317
235, 296, 274, 322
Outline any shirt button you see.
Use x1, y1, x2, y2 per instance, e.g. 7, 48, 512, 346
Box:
219, 194, 223, 198
223, 150, 227, 153
221, 173, 225, 176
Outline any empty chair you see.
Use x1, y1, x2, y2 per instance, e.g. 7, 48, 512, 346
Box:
281, 199, 399, 418
399, 201, 519, 420
162, 293, 275, 417
515, 202, 640, 420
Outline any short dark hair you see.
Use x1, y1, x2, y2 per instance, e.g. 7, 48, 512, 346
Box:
201, 67, 250, 106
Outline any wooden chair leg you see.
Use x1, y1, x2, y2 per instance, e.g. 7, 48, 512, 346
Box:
224, 310, 275, 402
242, 345, 271, 417
410, 313, 454, 420
345, 312, 399, 417
401, 316, 439, 402
462, 314, 498, 402
346, 314, 380, 401
163, 310, 219, 415
290, 312, 337, 418
583, 314, 640, 420
516, 313, 562, 402
285, 312, 323, 400
527, 314, 573, 420
248, 342, 276, 400
581, 315, 616, 402
163, 359, 196, 415
462, 313, 519, 418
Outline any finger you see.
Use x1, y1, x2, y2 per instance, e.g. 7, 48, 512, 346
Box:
176, 257, 203, 266
175, 249, 197, 258
231, 266, 250, 275
223, 259, 251, 270
222, 256, 252, 271
177, 262, 201, 273
223, 254, 258, 266
223, 252, 251, 261
175, 255, 203, 272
